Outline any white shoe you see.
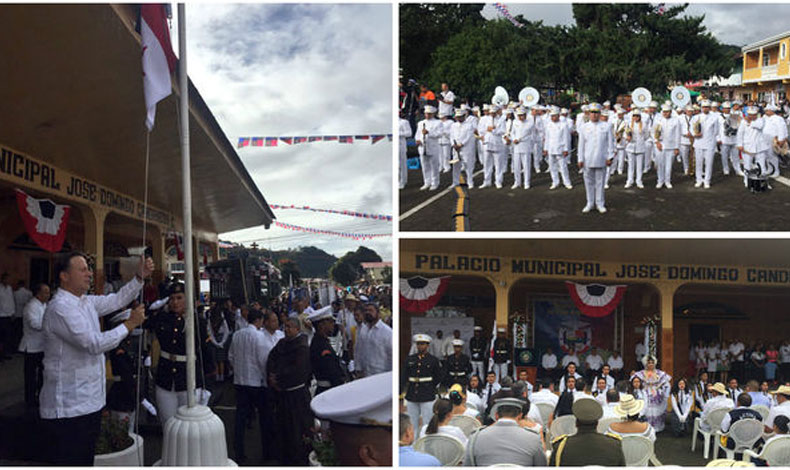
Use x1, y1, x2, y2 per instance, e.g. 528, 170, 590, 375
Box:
578, 169, 584, 174
449, 184, 458, 189
637, 183, 644, 189
549, 184, 558, 190
736, 171, 745, 177
511, 183, 519, 189
597, 207, 607, 214
419, 184, 429, 191
704, 183, 710, 189
665, 183, 673, 189
624, 183, 632, 189
524, 185, 530, 189
565, 185, 573, 190
656, 183, 662, 189
582, 205, 592, 213
399, 185, 406, 190
468, 182, 475, 189
604, 184, 610, 189
694, 182, 702, 188
536, 168, 541, 174
480, 183, 490, 188
495, 183, 503, 189
429, 185, 439, 191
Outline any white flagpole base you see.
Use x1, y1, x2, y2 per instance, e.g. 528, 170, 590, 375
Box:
157, 405, 235, 466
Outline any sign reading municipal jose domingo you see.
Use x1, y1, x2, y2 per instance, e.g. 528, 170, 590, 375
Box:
410, 253, 790, 286
0, 144, 172, 226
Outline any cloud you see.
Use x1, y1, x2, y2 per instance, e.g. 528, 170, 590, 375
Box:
178, 4, 393, 259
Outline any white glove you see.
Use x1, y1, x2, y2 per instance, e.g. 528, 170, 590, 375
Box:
142, 398, 157, 416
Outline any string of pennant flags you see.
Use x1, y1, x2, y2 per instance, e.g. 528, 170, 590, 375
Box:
269, 204, 392, 221
273, 221, 392, 240
238, 134, 393, 148
493, 3, 525, 28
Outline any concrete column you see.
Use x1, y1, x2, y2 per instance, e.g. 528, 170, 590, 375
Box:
493, 277, 510, 329
655, 282, 678, 377
80, 206, 108, 294
211, 242, 219, 263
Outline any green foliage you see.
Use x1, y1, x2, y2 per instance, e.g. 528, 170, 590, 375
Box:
328, 247, 383, 286
95, 413, 134, 455
279, 258, 302, 286
265, 246, 338, 279
404, 3, 736, 103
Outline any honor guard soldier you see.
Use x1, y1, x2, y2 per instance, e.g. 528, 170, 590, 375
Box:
402, 334, 443, 435
444, 339, 472, 387
550, 397, 626, 466
493, 327, 512, 382
308, 307, 347, 395
469, 326, 488, 378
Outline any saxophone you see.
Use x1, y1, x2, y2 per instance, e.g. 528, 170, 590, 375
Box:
615, 120, 626, 144
625, 125, 633, 141
693, 119, 702, 137
653, 123, 663, 141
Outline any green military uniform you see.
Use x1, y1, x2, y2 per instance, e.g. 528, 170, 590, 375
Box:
549, 429, 625, 466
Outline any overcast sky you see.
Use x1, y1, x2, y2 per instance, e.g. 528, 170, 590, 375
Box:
173, 4, 393, 260
481, 3, 790, 46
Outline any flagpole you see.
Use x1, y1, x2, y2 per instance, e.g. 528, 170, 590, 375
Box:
178, 2, 196, 408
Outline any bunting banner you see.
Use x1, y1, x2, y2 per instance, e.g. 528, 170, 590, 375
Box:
273, 221, 391, 240
565, 281, 627, 318
15, 189, 71, 253
399, 276, 451, 314
268, 204, 392, 221
237, 134, 392, 148
493, 3, 525, 28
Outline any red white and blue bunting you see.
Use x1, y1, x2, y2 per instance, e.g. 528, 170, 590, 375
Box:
399, 276, 451, 314
269, 204, 392, 222
238, 134, 392, 148
273, 221, 390, 240
565, 281, 627, 318
15, 189, 71, 253
493, 3, 525, 28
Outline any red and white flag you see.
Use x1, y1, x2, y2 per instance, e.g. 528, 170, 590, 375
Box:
141, 4, 177, 131
15, 189, 71, 253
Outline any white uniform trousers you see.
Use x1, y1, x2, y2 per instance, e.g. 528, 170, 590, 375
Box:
399, 140, 408, 188
455, 151, 476, 188
482, 150, 496, 186
512, 151, 531, 187
695, 148, 715, 185
477, 140, 485, 166
656, 148, 675, 187
406, 399, 435, 435
549, 154, 571, 187
644, 144, 653, 173
533, 142, 543, 172
720, 144, 740, 175
743, 151, 768, 185
768, 148, 781, 176
493, 362, 509, 382
440, 144, 451, 173
156, 385, 206, 430
626, 152, 645, 186
420, 152, 440, 189
471, 361, 485, 379
494, 149, 508, 187
583, 167, 607, 209
679, 144, 691, 174
616, 148, 626, 174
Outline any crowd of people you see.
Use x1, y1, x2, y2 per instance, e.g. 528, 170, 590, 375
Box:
399, 82, 790, 213
690, 338, 790, 384
399, 329, 790, 466
4, 252, 393, 466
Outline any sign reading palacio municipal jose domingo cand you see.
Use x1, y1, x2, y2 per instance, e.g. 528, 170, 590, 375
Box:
408, 253, 790, 286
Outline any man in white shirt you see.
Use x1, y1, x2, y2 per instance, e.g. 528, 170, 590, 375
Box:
700, 382, 734, 432
18, 282, 50, 408
13, 280, 32, 350
543, 108, 573, 189
398, 110, 413, 189
718, 102, 742, 176
597, 364, 616, 390
585, 348, 604, 382
415, 105, 442, 191
691, 100, 721, 188
541, 347, 559, 382
481, 370, 502, 409
40, 252, 151, 465
438, 83, 455, 119
450, 108, 477, 189
530, 379, 559, 408
607, 350, 624, 380
577, 103, 615, 213
259, 309, 285, 460
228, 309, 268, 464
780, 341, 790, 383
0, 273, 15, 360
562, 351, 581, 369
730, 339, 746, 383
764, 104, 787, 177
355, 303, 392, 377
737, 106, 771, 188
602, 388, 620, 418
429, 329, 445, 358
511, 107, 534, 189
653, 103, 682, 189
765, 386, 790, 433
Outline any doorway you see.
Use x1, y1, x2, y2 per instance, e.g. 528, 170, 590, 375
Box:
689, 324, 719, 345
29, 257, 50, 287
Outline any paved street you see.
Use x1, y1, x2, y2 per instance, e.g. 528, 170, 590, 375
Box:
400, 160, 790, 231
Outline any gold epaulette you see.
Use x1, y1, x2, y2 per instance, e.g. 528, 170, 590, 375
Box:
604, 432, 622, 441
551, 434, 568, 444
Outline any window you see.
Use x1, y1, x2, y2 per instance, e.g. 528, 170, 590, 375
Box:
764, 52, 771, 67
758, 92, 766, 102
783, 43, 787, 60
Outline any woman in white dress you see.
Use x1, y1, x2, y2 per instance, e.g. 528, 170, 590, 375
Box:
707, 341, 720, 382
420, 398, 468, 446
608, 394, 656, 442
632, 356, 672, 432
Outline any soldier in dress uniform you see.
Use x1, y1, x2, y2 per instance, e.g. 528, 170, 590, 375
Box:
550, 397, 626, 466
144, 282, 206, 430
469, 326, 488, 378
402, 334, 443, 434
308, 307, 347, 395
444, 339, 472, 387
493, 327, 512, 382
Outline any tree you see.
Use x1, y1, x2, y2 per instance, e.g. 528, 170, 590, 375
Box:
328, 246, 383, 286
279, 258, 301, 286
400, 3, 486, 84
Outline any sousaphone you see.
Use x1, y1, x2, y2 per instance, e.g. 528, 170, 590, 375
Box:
519, 87, 540, 107
632, 87, 652, 108
492, 86, 509, 107
671, 86, 691, 108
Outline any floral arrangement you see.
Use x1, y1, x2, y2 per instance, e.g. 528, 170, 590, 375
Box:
95, 412, 134, 455
309, 427, 337, 466
640, 314, 660, 361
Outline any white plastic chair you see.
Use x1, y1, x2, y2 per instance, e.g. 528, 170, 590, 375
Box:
693, 407, 733, 459
621, 435, 654, 466
449, 415, 482, 437
550, 414, 577, 440
414, 434, 466, 466
597, 417, 620, 434
751, 405, 770, 421
715, 418, 763, 460
742, 435, 790, 466
536, 402, 555, 426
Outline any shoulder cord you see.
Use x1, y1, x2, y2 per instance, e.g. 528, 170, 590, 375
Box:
555, 436, 568, 467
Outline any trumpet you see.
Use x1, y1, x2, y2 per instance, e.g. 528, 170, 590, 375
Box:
625, 125, 633, 141
653, 123, 663, 141
615, 120, 626, 144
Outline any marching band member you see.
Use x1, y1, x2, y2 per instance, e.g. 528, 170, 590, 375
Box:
543, 107, 572, 189
613, 108, 628, 176
489, 106, 509, 189
679, 105, 694, 175
625, 112, 649, 189
532, 106, 546, 174
414, 105, 442, 191
511, 107, 534, 189
737, 106, 771, 187
643, 101, 658, 173
718, 102, 742, 176
577, 103, 615, 213
438, 111, 453, 174
561, 108, 574, 166
450, 108, 477, 188
691, 100, 720, 189
764, 104, 787, 177
398, 110, 412, 189
654, 103, 682, 189
475, 105, 488, 167
438, 83, 455, 120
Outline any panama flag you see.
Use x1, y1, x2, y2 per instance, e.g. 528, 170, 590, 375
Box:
15, 189, 71, 253
141, 4, 177, 131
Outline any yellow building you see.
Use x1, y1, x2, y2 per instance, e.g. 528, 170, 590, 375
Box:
741, 31, 790, 102
0, 5, 274, 291
400, 239, 790, 379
